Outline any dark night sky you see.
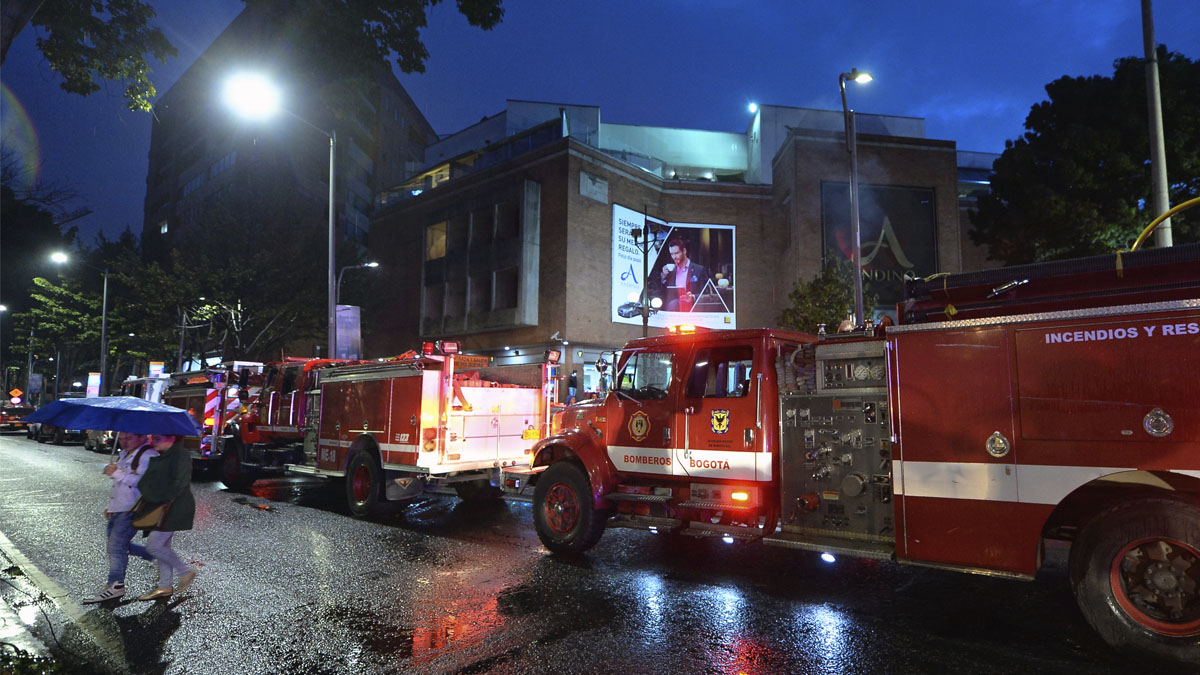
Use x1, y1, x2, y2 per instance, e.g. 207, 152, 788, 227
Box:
2, 0, 1197, 253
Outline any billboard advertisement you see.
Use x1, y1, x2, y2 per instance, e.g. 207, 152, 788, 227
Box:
611, 204, 736, 329
821, 182, 938, 309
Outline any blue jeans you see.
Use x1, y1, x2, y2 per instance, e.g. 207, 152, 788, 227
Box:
145, 531, 190, 587
106, 511, 153, 585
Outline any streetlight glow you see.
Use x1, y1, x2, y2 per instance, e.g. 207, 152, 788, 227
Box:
50, 252, 68, 264
850, 69, 873, 84
747, 102, 758, 114
223, 73, 281, 119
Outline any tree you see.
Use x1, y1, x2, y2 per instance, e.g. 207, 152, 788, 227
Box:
970, 47, 1199, 265
1, 0, 176, 112
778, 259, 878, 333
4, 0, 503, 113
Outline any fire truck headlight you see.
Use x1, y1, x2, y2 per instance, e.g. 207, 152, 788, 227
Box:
731, 490, 749, 502
821, 552, 837, 564
721, 535, 735, 545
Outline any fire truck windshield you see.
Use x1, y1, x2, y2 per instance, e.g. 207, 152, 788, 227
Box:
615, 351, 673, 400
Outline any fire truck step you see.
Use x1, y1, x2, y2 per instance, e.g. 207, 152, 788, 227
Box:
603, 492, 673, 503
681, 524, 762, 540
676, 499, 755, 511
762, 531, 894, 561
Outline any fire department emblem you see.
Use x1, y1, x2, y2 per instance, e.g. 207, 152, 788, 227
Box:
628, 411, 651, 442
711, 409, 730, 435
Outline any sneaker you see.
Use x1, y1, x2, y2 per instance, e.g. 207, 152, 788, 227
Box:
176, 569, 197, 593
135, 587, 173, 601
82, 583, 125, 604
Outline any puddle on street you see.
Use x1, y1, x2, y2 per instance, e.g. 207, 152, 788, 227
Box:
316, 597, 505, 662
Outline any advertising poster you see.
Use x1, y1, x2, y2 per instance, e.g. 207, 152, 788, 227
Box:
86, 372, 100, 398
611, 204, 736, 329
821, 182, 938, 309
149, 361, 165, 378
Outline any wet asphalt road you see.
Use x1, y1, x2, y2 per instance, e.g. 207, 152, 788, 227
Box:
0, 433, 1191, 674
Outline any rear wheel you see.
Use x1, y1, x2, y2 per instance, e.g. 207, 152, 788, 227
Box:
220, 440, 257, 491
532, 461, 609, 554
52, 428, 65, 445
1070, 497, 1200, 663
345, 450, 384, 518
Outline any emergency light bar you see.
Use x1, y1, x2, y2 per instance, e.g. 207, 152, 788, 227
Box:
438, 340, 460, 355
667, 325, 699, 334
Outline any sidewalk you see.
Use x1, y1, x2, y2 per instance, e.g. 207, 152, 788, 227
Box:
0, 544, 53, 664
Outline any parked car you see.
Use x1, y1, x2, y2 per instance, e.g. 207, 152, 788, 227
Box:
0, 405, 35, 433
36, 423, 87, 445
84, 429, 116, 453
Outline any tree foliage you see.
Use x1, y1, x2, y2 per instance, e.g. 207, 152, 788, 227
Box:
970, 47, 1200, 265
778, 259, 877, 334
3, 0, 503, 113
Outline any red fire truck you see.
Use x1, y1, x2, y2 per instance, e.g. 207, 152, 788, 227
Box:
521, 244, 1200, 661
160, 361, 263, 470
218, 344, 560, 516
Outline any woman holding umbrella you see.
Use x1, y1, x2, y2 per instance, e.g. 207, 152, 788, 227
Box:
135, 433, 198, 600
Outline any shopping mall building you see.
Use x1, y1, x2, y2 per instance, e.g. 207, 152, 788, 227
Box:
367, 100, 998, 394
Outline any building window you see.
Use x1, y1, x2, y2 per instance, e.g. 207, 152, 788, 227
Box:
426, 221, 447, 260
182, 173, 205, 197
470, 206, 493, 245
159, 220, 169, 235
495, 201, 519, 239
493, 267, 518, 309
469, 273, 491, 314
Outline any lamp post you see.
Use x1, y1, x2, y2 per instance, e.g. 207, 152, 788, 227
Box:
51, 252, 109, 395
839, 67, 873, 328
336, 261, 379, 305
223, 72, 337, 358
630, 221, 663, 337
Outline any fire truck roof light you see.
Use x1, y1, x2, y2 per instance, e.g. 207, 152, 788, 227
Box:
439, 340, 460, 355
821, 552, 837, 564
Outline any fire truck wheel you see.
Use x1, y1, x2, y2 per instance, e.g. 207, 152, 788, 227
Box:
1070, 497, 1200, 662
221, 443, 257, 491
533, 461, 609, 554
346, 450, 384, 518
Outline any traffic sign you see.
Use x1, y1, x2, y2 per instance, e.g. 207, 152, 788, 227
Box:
9, 388, 22, 397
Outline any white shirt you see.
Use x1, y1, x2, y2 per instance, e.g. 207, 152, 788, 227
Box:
106, 444, 159, 513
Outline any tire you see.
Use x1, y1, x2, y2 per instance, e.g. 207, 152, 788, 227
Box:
36, 428, 47, 444
221, 440, 257, 491
454, 478, 501, 504
1069, 497, 1200, 663
345, 449, 384, 518
532, 461, 610, 554
53, 428, 65, 445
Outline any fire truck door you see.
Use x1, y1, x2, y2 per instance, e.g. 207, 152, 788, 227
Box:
276, 365, 302, 429
678, 344, 768, 481
605, 349, 678, 476
891, 325, 1026, 573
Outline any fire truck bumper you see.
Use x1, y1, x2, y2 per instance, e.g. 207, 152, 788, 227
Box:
500, 466, 545, 496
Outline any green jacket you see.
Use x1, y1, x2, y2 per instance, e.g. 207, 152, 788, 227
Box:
137, 441, 195, 531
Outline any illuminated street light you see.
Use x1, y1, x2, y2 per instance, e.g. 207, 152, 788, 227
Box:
747, 102, 758, 114
337, 261, 380, 304
839, 67, 873, 328
52, 252, 109, 395
224, 72, 338, 359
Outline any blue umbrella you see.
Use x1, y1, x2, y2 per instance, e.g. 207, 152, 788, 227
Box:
25, 396, 201, 437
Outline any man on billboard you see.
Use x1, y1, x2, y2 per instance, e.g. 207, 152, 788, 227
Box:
657, 236, 711, 312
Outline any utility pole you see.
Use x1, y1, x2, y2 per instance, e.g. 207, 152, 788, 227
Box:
1142, 0, 1172, 247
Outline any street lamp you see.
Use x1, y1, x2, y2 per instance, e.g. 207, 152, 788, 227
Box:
629, 221, 664, 337
224, 72, 337, 359
51, 252, 109, 396
336, 261, 379, 304
839, 67, 873, 329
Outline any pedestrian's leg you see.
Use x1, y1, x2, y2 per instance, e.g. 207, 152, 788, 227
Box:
105, 513, 135, 586
144, 531, 188, 587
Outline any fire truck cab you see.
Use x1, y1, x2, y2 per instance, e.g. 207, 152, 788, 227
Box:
162, 361, 263, 470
